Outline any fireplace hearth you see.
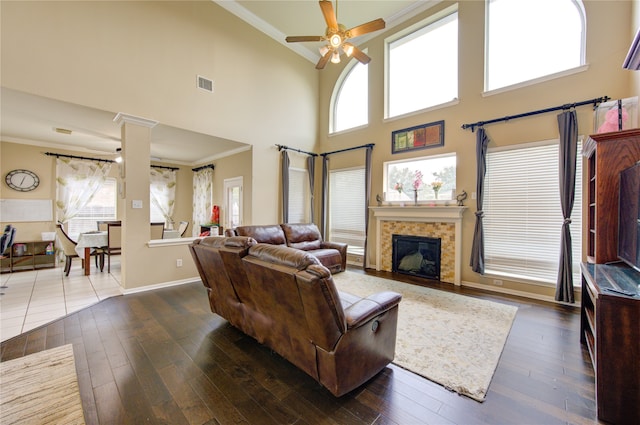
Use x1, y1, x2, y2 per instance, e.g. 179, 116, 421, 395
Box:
392, 234, 441, 280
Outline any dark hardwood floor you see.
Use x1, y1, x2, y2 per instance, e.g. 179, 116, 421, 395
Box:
1, 269, 600, 425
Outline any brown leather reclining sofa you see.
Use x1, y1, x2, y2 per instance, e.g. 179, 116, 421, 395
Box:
225, 223, 347, 273
189, 236, 402, 397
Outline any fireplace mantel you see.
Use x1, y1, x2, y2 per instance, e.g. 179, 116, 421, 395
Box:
369, 205, 467, 284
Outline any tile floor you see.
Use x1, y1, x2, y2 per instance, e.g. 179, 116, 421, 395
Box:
0, 256, 122, 342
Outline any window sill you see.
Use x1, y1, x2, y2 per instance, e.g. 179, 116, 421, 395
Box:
483, 64, 589, 97
329, 123, 369, 138
384, 98, 460, 123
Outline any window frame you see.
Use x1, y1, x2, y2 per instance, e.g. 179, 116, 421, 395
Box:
384, 4, 459, 120
329, 166, 366, 253
288, 167, 310, 223
484, 0, 587, 94
329, 57, 369, 135
483, 138, 583, 286
383, 153, 457, 204
66, 177, 117, 240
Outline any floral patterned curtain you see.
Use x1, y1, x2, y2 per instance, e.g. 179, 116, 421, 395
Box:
149, 168, 177, 228
55, 158, 112, 223
192, 167, 213, 237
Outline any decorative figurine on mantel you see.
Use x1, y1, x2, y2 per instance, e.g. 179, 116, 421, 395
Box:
456, 190, 468, 206
376, 194, 383, 206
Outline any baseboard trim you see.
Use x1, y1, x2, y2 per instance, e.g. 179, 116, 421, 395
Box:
123, 277, 201, 295
461, 280, 580, 308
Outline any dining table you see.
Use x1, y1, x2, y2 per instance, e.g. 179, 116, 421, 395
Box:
75, 231, 108, 275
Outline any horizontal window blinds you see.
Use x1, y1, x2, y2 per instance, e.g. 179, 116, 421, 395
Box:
288, 168, 308, 223
484, 141, 582, 284
330, 168, 366, 248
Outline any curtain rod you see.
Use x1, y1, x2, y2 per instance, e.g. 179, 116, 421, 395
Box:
320, 143, 375, 157
151, 164, 179, 171
275, 144, 318, 157
461, 95, 610, 132
192, 164, 215, 172
44, 152, 114, 163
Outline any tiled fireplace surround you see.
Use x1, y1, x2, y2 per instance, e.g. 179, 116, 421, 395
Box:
370, 206, 467, 285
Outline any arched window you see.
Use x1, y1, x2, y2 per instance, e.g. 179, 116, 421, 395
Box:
485, 0, 586, 92
330, 60, 368, 134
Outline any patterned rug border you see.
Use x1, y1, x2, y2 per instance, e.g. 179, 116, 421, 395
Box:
332, 271, 518, 401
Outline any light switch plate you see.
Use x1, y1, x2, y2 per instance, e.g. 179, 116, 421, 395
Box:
132, 200, 143, 209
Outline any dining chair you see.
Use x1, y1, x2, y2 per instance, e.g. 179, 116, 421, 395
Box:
177, 221, 189, 237
150, 222, 164, 239
105, 222, 122, 273
56, 224, 104, 276
0, 225, 16, 258
97, 220, 121, 231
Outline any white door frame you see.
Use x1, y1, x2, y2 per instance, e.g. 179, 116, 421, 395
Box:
223, 176, 243, 229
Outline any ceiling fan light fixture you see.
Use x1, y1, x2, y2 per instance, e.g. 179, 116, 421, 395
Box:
319, 45, 330, 56
331, 51, 341, 64
342, 42, 354, 57
329, 33, 342, 48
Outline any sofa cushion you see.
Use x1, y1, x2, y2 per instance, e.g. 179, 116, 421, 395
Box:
235, 225, 287, 245
248, 243, 319, 270
280, 223, 323, 251
308, 248, 343, 274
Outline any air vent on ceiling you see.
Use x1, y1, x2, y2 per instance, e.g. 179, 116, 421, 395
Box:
197, 75, 213, 93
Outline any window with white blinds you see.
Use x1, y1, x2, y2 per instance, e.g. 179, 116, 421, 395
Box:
67, 178, 117, 240
329, 167, 365, 250
484, 140, 582, 284
288, 168, 309, 223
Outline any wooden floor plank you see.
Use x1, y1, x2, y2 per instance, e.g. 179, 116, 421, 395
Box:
0, 269, 601, 425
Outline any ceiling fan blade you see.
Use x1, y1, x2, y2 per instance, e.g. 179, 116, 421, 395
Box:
319, 0, 338, 31
285, 35, 324, 43
316, 50, 332, 70
347, 18, 386, 38
351, 45, 371, 65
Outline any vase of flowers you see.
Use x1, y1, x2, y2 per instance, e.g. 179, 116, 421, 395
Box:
431, 180, 443, 199
413, 170, 423, 206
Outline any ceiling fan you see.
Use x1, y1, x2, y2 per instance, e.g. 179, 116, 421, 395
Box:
285, 0, 386, 70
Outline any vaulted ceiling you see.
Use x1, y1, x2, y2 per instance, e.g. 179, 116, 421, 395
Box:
1, 1, 431, 164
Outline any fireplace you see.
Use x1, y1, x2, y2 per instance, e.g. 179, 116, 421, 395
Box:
392, 234, 441, 280
370, 205, 467, 284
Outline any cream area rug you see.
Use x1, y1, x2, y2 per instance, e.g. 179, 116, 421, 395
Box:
332, 271, 518, 401
1, 344, 85, 424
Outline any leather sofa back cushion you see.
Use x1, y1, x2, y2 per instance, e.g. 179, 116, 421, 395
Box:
281, 223, 322, 251
248, 243, 319, 271
236, 225, 287, 245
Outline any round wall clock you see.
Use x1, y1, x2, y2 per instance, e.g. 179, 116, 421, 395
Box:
5, 169, 40, 192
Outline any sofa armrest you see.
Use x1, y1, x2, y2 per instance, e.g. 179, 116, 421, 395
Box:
321, 241, 347, 271
343, 291, 402, 330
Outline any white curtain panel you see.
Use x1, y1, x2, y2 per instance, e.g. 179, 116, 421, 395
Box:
55, 158, 112, 223
149, 168, 177, 227
192, 168, 213, 237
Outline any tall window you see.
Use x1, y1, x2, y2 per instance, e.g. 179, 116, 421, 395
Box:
288, 168, 309, 223
484, 140, 583, 284
67, 178, 117, 239
386, 6, 458, 118
329, 167, 365, 253
384, 154, 456, 202
331, 60, 368, 133
485, 0, 585, 91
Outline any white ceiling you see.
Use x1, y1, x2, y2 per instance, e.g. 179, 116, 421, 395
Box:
1, 1, 431, 165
